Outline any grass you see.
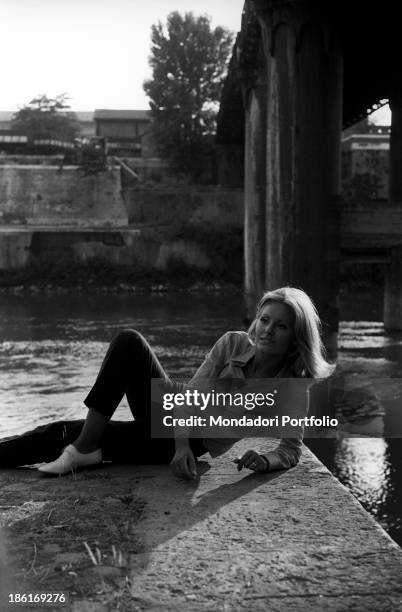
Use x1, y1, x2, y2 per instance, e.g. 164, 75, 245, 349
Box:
0, 473, 147, 611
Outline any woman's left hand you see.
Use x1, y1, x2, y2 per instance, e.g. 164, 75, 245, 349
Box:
234, 450, 268, 473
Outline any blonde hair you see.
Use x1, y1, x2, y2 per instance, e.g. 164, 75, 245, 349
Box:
248, 287, 335, 379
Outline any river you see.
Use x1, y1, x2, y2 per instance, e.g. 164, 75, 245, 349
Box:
0, 291, 401, 547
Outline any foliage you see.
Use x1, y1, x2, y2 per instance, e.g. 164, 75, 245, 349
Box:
143, 11, 233, 182
11, 94, 80, 142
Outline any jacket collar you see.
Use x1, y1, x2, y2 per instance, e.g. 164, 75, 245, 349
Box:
230, 342, 255, 366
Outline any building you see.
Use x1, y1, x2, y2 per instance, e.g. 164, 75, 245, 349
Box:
94, 109, 156, 158
342, 125, 390, 201
74, 112, 96, 138
0, 109, 159, 159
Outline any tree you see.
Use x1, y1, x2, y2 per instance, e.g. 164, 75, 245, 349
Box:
144, 12, 234, 181
11, 93, 80, 142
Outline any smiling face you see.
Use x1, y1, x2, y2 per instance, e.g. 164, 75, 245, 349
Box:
254, 301, 295, 358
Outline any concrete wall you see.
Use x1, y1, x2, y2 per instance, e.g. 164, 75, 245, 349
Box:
0, 229, 146, 270
0, 165, 127, 226
341, 201, 402, 251
123, 186, 243, 231
0, 231, 32, 269
0, 180, 244, 277
0, 155, 64, 166
120, 158, 169, 183
0, 227, 237, 275
121, 186, 244, 278
342, 144, 389, 201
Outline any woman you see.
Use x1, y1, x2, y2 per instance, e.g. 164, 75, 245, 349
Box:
0, 287, 334, 477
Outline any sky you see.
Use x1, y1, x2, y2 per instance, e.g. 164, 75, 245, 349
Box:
0, 0, 391, 123
0, 0, 244, 112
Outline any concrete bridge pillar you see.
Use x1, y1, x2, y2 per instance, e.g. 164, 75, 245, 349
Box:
384, 245, 402, 330
243, 65, 267, 315
389, 91, 402, 202
243, 1, 342, 356
385, 93, 402, 330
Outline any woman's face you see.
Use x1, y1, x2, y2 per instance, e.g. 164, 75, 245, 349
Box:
254, 302, 295, 358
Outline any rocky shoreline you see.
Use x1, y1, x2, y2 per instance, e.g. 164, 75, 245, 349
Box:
0, 280, 242, 296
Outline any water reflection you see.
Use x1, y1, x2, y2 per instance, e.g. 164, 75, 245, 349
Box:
308, 435, 402, 545
307, 318, 402, 547
334, 437, 390, 517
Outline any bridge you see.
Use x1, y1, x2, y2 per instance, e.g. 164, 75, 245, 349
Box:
217, 0, 402, 340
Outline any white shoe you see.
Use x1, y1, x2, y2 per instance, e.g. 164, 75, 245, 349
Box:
38, 444, 102, 475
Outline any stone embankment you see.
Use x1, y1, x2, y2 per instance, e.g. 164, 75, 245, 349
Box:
0, 162, 244, 281
1, 439, 402, 611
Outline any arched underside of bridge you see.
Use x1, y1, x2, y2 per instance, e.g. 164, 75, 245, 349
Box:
217, 0, 402, 334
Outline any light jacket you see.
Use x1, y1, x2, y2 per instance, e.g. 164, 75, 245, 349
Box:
188, 331, 309, 471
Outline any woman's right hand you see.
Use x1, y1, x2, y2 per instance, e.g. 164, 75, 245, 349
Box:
170, 440, 197, 480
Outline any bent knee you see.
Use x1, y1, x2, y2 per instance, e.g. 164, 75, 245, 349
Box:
114, 329, 148, 349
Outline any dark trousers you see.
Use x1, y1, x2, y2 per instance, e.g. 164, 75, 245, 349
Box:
0, 330, 206, 467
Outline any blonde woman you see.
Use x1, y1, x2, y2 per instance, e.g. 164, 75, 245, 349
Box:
0, 287, 334, 477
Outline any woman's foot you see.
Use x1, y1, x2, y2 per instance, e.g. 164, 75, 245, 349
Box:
38, 444, 102, 476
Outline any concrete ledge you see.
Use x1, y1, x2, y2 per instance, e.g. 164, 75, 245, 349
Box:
1, 440, 402, 611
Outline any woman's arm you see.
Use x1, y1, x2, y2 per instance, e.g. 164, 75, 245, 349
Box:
261, 437, 302, 470
235, 437, 303, 473
262, 381, 309, 470
170, 438, 198, 479
237, 383, 309, 472
170, 332, 236, 478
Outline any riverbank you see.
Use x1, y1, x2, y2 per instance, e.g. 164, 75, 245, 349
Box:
0, 258, 243, 295
0, 253, 384, 302
0, 280, 241, 296
0, 281, 384, 326
0, 272, 384, 323
1, 439, 402, 611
